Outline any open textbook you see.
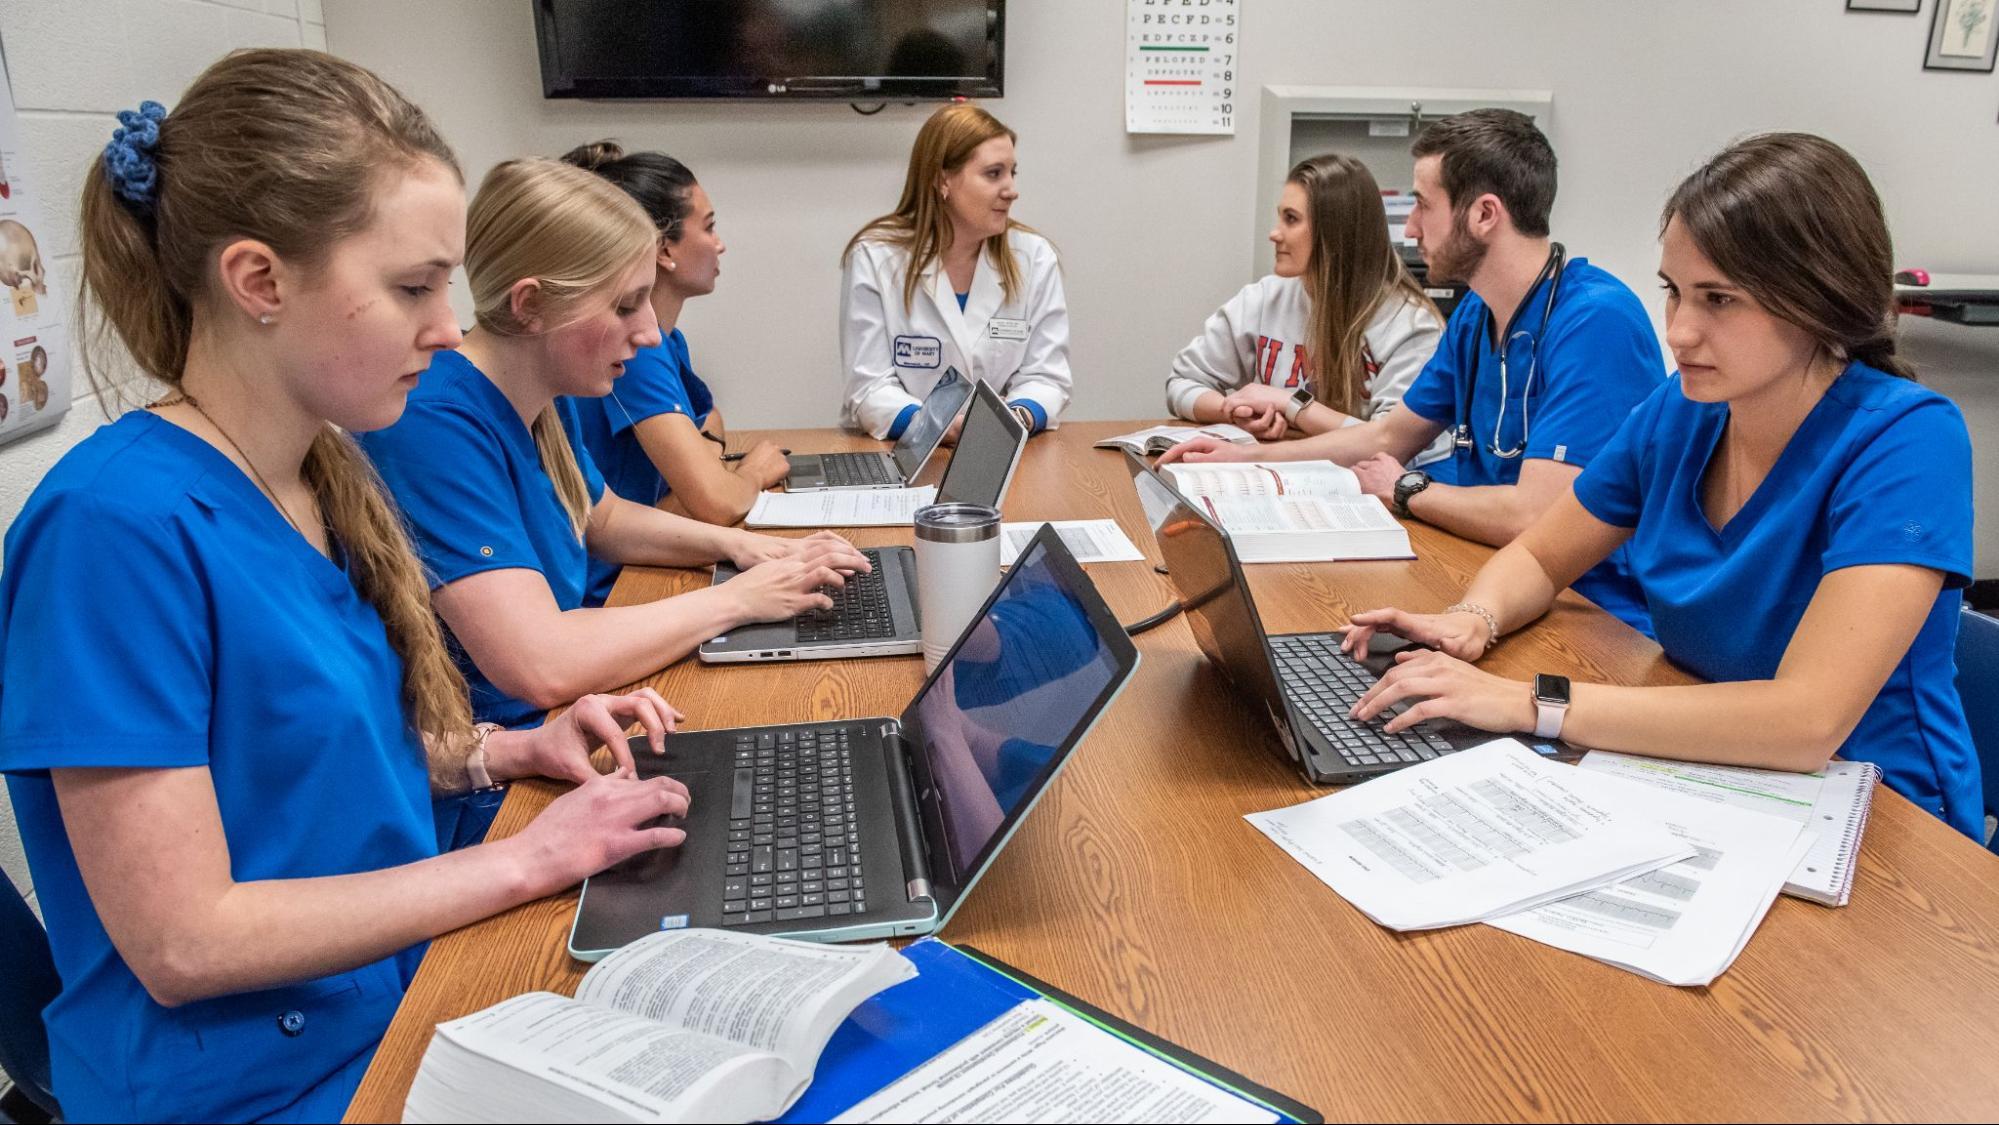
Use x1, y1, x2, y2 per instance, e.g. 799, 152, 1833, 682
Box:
1158, 461, 1412, 562
1577, 751, 1881, 906
1094, 423, 1256, 455
401, 929, 914, 1124
746, 486, 937, 528
1245, 739, 1693, 930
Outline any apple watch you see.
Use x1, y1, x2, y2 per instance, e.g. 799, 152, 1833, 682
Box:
1533, 674, 1571, 740
1392, 469, 1432, 518
1282, 387, 1314, 424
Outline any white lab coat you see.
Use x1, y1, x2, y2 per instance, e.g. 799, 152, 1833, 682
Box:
840, 228, 1072, 438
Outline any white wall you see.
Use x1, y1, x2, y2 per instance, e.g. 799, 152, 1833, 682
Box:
0, 0, 329, 909
321, 0, 1999, 432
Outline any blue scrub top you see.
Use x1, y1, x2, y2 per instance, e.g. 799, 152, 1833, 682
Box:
1573, 365, 1982, 840
357, 349, 607, 729
0, 411, 434, 1123
561, 329, 713, 607
1401, 258, 1665, 634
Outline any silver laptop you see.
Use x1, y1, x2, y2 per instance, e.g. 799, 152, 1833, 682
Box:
786, 368, 973, 492
570, 525, 1140, 957
698, 381, 1028, 664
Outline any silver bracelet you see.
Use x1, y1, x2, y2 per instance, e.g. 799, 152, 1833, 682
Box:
1444, 602, 1501, 650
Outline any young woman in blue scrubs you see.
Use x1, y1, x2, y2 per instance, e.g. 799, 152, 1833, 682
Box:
556, 141, 793, 607
1343, 134, 1981, 839
358, 159, 869, 732
0, 52, 697, 1122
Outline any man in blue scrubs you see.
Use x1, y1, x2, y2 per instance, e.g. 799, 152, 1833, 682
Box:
1164, 110, 1663, 635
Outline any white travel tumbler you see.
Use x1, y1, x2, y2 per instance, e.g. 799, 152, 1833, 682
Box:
913, 502, 1003, 672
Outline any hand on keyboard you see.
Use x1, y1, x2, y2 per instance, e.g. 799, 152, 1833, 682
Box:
1340, 606, 1492, 663
1348, 648, 1536, 736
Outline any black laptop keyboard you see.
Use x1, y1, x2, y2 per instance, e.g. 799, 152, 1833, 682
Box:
721, 724, 866, 926
817, 452, 898, 487
795, 548, 899, 643
1267, 634, 1457, 771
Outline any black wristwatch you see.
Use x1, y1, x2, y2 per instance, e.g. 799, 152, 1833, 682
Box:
1392, 469, 1432, 518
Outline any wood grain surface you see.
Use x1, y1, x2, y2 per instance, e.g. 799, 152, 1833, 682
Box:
345, 422, 1999, 1123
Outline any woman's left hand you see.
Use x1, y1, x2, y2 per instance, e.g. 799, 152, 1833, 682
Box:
523, 689, 685, 785
1349, 649, 1536, 735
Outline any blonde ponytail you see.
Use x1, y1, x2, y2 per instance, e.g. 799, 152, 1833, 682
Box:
463, 158, 656, 538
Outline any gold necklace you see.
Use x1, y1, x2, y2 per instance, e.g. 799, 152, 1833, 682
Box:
153, 390, 312, 540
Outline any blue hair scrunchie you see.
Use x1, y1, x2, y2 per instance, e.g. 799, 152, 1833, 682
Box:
103, 100, 168, 212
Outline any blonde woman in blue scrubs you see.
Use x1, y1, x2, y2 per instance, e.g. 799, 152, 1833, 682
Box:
1344, 134, 1980, 839
0, 53, 695, 1121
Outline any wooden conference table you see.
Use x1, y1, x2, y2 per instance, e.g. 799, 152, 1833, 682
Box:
347, 421, 1999, 1123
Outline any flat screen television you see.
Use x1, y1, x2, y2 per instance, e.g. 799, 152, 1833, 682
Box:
533, 0, 1005, 100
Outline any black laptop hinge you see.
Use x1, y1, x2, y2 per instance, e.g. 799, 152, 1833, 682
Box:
881, 722, 935, 903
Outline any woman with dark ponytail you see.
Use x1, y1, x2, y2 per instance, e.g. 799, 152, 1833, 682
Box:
0, 50, 699, 1121
558, 140, 792, 604
1338, 134, 1981, 840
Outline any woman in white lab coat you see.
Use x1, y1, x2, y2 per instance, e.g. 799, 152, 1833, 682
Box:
840, 103, 1071, 440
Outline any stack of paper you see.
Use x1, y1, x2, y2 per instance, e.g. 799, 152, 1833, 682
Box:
1245, 740, 1694, 930
1486, 785, 1810, 986
1577, 751, 1879, 906
747, 487, 937, 529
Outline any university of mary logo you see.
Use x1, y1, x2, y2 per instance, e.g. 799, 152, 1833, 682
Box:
1253, 336, 1380, 391
894, 335, 943, 369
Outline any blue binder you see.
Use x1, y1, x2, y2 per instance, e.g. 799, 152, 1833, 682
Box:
775, 939, 1319, 1123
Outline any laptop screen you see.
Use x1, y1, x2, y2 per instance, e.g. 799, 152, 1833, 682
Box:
936, 381, 1026, 508
891, 369, 975, 480
1129, 460, 1293, 726
900, 526, 1136, 906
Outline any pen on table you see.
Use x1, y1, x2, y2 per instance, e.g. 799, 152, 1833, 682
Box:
722, 448, 790, 462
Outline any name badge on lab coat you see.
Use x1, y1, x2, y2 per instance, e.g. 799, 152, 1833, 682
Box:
986, 318, 1029, 342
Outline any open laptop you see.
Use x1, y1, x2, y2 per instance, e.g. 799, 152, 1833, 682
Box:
1127, 451, 1503, 785
786, 367, 973, 492
698, 379, 1028, 664
571, 525, 1140, 957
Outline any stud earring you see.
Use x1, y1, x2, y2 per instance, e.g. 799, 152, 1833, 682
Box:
666, 260, 677, 271
258, 314, 273, 325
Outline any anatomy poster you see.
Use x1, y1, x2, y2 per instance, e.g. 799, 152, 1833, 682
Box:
0, 49, 70, 445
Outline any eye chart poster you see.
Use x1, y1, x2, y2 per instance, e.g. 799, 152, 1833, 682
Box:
0, 48, 72, 446
1125, 0, 1240, 135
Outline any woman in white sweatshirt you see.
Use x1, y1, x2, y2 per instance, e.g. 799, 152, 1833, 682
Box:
1166, 153, 1449, 465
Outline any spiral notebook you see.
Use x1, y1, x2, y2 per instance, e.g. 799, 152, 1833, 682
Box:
1578, 752, 1881, 907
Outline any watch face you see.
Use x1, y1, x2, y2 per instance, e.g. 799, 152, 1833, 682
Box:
1534, 674, 1571, 705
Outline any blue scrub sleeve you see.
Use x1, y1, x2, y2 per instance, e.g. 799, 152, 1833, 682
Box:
1820, 395, 1975, 587
600, 348, 701, 438
1571, 380, 1670, 529
0, 496, 211, 769
1522, 299, 1661, 467
885, 403, 922, 441
366, 407, 549, 588
1396, 310, 1468, 427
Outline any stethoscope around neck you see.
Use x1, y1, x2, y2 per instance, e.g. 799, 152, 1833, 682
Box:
1455, 241, 1566, 459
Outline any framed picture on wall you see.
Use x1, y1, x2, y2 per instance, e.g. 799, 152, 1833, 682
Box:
1846, 0, 1920, 13
1925, 0, 1998, 70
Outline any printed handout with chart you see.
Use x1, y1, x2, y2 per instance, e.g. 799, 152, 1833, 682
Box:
1245, 740, 1693, 930
1485, 785, 1813, 986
